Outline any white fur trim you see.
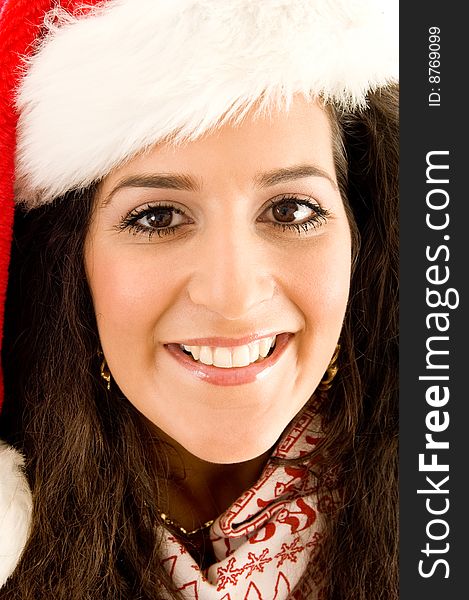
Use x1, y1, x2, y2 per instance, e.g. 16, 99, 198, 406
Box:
0, 441, 32, 586
15, 0, 398, 207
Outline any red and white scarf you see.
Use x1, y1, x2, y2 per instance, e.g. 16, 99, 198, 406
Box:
160, 407, 337, 599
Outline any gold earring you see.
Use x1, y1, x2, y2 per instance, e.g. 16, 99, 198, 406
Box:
98, 351, 111, 390
317, 344, 340, 393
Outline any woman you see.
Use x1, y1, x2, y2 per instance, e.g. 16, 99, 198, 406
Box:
0, 0, 399, 598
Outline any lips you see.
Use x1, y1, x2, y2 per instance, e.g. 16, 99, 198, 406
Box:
165, 332, 292, 386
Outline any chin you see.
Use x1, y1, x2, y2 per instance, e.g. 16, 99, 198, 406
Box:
190, 446, 270, 465
179, 425, 281, 465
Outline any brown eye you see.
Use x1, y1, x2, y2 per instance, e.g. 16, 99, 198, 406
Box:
257, 195, 329, 234
272, 200, 307, 223
268, 199, 317, 225
119, 203, 192, 239
143, 208, 174, 228
135, 206, 188, 230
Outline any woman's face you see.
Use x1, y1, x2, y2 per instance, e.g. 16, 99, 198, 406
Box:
85, 96, 351, 463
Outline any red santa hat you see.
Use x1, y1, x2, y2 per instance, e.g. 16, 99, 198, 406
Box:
0, 0, 398, 405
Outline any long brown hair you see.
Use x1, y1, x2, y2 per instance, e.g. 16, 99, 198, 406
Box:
0, 84, 398, 599
315, 84, 399, 599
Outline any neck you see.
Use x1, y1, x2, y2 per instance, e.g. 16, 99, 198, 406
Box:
153, 426, 272, 533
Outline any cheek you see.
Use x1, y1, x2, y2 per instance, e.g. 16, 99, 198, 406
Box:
285, 236, 351, 392
283, 235, 352, 327
85, 246, 178, 345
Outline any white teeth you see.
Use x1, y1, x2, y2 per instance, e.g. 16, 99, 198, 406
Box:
189, 345, 200, 360
213, 347, 232, 368
248, 342, 260, 363
179, 335, 278, 368
199, 346, 213, 366
232, 345, 251, 367
258, 337, 272, 358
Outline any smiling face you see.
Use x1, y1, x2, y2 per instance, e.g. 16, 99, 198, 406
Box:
84, 96, 352, 463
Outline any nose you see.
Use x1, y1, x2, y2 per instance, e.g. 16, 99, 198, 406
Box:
187, 225, 276, 320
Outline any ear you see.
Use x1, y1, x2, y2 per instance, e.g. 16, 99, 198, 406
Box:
0, 441, 32, 586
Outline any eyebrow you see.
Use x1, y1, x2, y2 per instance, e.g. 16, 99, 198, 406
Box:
102, 163, 337, 206
254, 164, 338, 190
102, 173, 200, 206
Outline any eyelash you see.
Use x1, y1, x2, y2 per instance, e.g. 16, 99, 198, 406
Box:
117, 203, 187, 239
264, 196, 329, 234
117, 195, 330, 240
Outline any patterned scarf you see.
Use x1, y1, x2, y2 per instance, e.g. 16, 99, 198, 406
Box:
160, 407, 337, 599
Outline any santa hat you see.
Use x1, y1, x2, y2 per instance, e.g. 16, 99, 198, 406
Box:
0, 0, 398, 401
